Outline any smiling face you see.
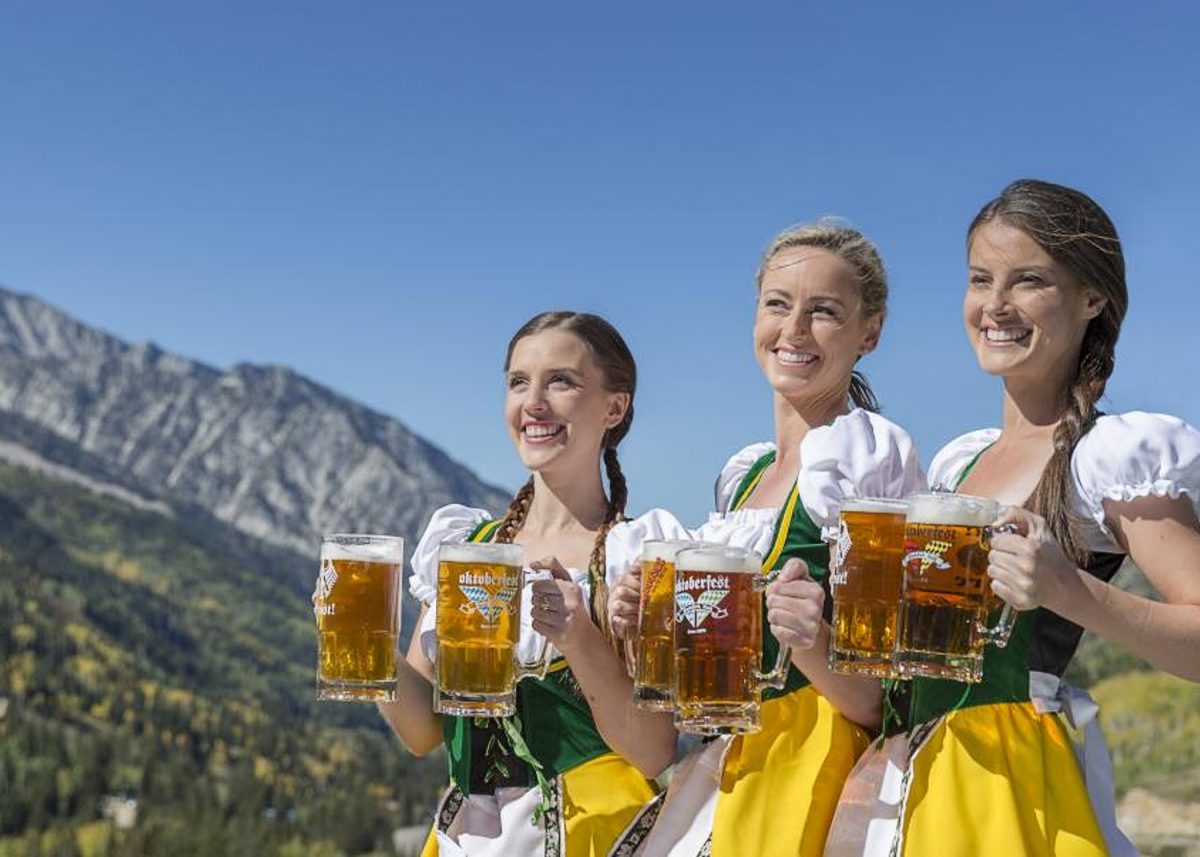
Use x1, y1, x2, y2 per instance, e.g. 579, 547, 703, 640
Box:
754, 247, 882, 409
504, 329, 630, 476
965, 221, 1107, 383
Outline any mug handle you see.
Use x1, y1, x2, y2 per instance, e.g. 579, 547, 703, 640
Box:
975, 523, 1020, 648
754, 569, 792, 691
516, 567, 553, 681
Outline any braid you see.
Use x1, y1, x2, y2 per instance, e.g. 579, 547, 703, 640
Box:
1028, 339, 1110, 565
494, 478, 534, 545
588, 447, 629, 649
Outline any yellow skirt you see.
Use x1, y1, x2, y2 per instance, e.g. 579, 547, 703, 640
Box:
712, 686, 871, 857
900, 701, 1109, 856
421, 752, 656, 857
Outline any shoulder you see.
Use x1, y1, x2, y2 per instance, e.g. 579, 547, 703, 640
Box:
713, 441, 776, 513
928, 428, 1002, 492
408, 504, 494, 604
797, 409, 929, 533
1071, 412, 1200, 549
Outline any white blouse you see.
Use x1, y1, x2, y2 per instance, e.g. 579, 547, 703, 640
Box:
710, 408, 928, 542
928, 411, 1200, 555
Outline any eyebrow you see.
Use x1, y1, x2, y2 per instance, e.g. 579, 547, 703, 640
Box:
506, 366, 583, 378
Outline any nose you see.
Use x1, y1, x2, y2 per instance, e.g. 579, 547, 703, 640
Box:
979, 283, 1012, 318
781, 306, 811, 340
522, 385, 550, 414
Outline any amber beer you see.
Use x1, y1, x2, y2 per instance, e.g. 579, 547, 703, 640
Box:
828, 498, 908, 677
673, 546, 789, 734
314, 534, 404, 702
632, 540, 694, 711
435, 542, 543, 716
894, 493, 1013, 683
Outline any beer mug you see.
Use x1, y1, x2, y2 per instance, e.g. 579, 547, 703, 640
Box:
631, 540, 695, 711
313, 534, 405, 702
434, 542, 548, 717
827, 498, 908, 678
894, 493, 1014, 683
672, 546, 791, 735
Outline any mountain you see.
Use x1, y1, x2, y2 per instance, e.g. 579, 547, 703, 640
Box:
0, 287, 511, 557
0, 457, 446, 856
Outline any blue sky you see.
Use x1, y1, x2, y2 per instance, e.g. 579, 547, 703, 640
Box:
1, 3, 1197, 524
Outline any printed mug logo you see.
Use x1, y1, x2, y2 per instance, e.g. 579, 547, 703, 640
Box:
675, 589, 730, 629
830, 519, 853, 586
904, 540, 953, 573
313, 559, 338, 616
458, 571, 519, 625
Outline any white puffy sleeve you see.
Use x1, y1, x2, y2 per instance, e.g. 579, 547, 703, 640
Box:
798, 409, 929, 540
604, 508, 695, 586
927, 429, 1001, 493
1072, 412, 1200, 553
408, 504, 493, 605
713, 441, 776, 513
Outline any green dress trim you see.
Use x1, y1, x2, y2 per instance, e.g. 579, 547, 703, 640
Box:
728, 451, 830, 700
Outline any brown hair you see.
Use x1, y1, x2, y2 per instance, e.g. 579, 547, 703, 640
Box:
968, 179, 1128, 564
755, 220, 888, 411
493, 311, 637, 637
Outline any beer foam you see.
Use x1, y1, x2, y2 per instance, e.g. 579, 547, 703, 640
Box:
841, 497, 909, 515
438, 541, 524, 566
675, 546, 757, 575
642, 540, 698, 563
320, 535, 404, 563
904, 492, 998, 527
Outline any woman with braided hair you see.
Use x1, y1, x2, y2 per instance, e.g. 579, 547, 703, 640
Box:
826, 179, 1200, 856
378, 311, 689, 856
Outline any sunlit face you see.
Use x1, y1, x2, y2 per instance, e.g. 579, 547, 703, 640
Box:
504, 329, 630, 475
754, 247, 882, 406
965, 221, 1106, 381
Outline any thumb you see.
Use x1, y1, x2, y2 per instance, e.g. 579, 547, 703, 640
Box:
529, 556, 573, 581
991, 505, 1037, 536
775, 557, 812, 584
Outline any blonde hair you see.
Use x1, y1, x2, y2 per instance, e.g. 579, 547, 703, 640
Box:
755, 220, 888, 411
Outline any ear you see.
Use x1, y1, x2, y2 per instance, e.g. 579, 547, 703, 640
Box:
858, 313, 884, 357
1081, 289, 1107, 321
604, 392, 631, 430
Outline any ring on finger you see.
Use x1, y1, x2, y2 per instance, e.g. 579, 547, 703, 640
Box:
536, 594, 554, 612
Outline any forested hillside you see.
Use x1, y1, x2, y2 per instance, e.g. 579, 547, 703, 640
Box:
0, 461, 443, 856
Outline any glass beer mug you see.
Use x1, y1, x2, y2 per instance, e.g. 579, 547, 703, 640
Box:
672, 546, 791, 734
827, 497, 908, 678
434, 542, 548, 716
894, 493, 1015, 683
631, 539, 695, 711
313, 534, 405, 702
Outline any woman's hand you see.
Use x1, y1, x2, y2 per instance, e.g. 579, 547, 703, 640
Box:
987, 506, 1086, 613
530, 557, 602, 656
765, 558, 825, 650
607, 564, 642, 641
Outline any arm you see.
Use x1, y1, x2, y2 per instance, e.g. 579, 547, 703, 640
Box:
989, 497, 1200, 682
765, 559, 882, 731
530, 559, 677, 779
376, 603, 445, 755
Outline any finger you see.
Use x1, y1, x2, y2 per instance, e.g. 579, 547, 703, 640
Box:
775, 557, 812, 584
529, 556, 573, 581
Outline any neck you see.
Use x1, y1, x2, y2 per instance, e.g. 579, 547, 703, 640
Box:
999, 374, 1071, 439
523, 466, 610, 534
773, 389, 849, 463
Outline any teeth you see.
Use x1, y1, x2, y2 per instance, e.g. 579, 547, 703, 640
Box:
777, 350, 817, 365
524, 424, 562, 438
984, 328, 1031, 343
